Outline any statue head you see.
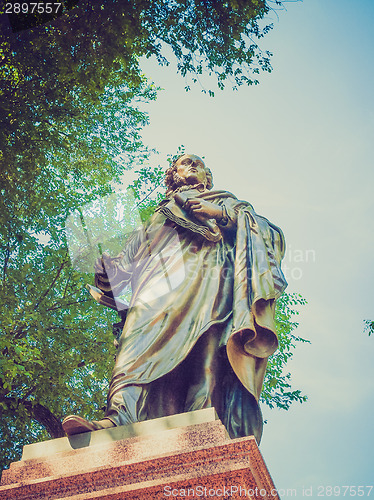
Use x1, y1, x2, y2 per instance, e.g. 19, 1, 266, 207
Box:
165, 154, 213, 195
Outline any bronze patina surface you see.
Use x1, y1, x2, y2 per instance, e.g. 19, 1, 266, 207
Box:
63, 154, 287, 443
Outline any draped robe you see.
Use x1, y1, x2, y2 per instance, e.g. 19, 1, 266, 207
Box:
95, 188, 287, 443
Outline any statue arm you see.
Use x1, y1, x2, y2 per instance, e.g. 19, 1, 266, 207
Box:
94, 228, 143, 297
182, 196, 238, 231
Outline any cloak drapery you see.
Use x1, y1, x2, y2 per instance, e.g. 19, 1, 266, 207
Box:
95, 189, 287, 443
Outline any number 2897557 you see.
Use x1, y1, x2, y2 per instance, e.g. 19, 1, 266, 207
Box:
5, 3, 62, 14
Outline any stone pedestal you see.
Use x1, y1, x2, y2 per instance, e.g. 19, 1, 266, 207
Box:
0, 408, 279, 499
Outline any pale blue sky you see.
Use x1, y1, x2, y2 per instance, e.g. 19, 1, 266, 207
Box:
133, 1, 374, 497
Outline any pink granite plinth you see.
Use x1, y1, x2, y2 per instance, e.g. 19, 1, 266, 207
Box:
0, 413, 279, 499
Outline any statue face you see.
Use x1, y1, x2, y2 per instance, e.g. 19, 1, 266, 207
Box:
175, 154, 207, 185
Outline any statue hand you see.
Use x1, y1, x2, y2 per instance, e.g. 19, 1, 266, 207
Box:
94, 253, 119, 294
184, 198, 223, 221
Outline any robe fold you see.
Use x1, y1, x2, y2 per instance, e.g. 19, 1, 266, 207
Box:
95, 189, 287, 442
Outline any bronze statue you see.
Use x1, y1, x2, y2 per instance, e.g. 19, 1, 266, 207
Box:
62, 154, 287, 443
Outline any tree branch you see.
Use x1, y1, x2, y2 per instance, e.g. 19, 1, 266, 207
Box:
2, 241, 11, 280
46, 298, 89, 312
63, 267, 74, 299
34, 252, 69, 310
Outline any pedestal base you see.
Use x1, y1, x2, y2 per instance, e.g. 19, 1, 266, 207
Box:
0, 408, 279, 499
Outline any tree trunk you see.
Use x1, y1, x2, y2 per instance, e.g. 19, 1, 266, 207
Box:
22, 400, 65, 439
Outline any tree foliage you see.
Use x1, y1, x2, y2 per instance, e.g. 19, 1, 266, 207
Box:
0, 0, 281, 243
0, 0, 304, 472
262, 292, 309, 409
364, 320, 374, 337
1, 0, 275, 94
0, 15, 158, 468
0, 0, 281, 201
